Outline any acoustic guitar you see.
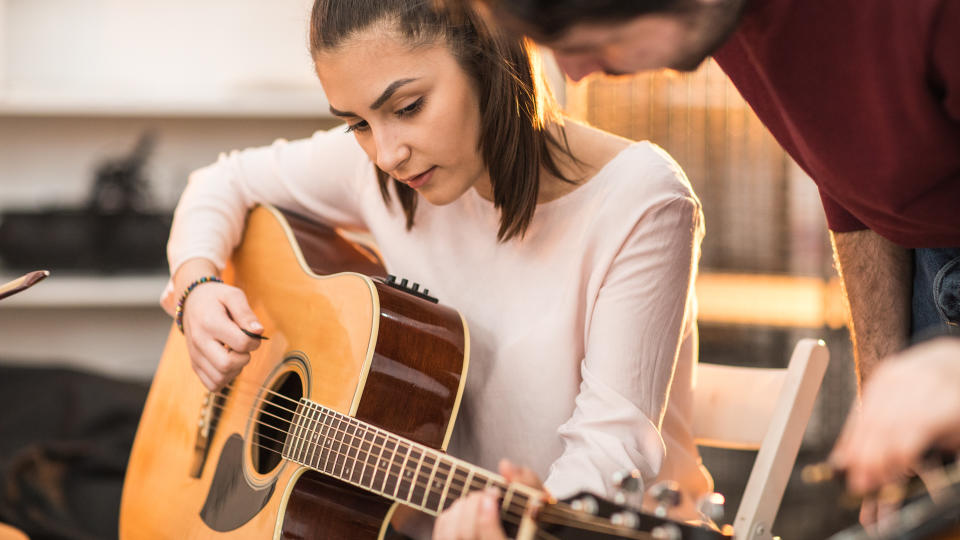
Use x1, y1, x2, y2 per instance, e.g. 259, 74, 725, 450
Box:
120, 204, 727, 540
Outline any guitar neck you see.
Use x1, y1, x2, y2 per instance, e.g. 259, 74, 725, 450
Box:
281, 398, 541, 517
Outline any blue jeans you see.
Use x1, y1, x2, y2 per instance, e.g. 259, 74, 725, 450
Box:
912, 247, 960, 341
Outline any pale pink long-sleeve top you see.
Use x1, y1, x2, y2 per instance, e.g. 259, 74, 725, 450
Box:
164, 127, 712, 515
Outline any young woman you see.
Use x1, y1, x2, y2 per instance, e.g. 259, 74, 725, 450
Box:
163, 0, 710, 535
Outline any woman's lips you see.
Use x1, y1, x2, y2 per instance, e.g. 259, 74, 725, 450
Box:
399, 167, 435, 189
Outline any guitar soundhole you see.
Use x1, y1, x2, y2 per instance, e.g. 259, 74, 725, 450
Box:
252, 371, 303, 474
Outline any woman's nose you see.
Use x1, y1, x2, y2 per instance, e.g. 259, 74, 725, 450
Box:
373, 128, 411, 175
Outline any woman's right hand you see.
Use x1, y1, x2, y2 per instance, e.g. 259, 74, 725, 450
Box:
175, 259, 265, 391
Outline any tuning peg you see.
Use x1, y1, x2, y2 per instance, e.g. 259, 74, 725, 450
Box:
696, 492, 725, 524
651, 523, 682, 540
610, 510, 641, 529
647, 480, 681, 518
612, 469, 642, 492
612, 469, 643, 507
569, 494, 599, 515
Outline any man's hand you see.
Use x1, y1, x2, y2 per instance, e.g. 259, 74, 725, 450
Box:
432, 460, 545, 540
831, 337, 960, 495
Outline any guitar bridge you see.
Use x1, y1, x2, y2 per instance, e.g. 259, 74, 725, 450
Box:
189, 390, 227, 478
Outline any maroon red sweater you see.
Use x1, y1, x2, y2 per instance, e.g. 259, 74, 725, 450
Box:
713, 0, 960, 248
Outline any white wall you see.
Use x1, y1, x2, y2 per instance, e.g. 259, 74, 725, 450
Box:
2, 0, 317, 100
0, 0, 338, 209
0, 1, 337, 379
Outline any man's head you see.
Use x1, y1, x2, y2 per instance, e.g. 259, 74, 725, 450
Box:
472, 0, 748, 80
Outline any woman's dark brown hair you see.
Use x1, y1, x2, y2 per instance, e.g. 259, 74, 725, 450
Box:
310, 0, 576, 241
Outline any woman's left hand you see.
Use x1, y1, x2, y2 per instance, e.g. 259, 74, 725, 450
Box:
432, 460, 545, 540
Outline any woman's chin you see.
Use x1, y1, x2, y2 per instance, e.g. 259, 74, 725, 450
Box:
419, 189, 459, 206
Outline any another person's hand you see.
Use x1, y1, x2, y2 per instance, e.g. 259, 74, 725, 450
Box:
432, 460, 545, 540
175, 259, 264, 391
830, 337, 960, 496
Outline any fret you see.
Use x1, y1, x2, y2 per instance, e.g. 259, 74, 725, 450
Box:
339, 420, 360, 482
304, 404, 323, 467
396, 446, 422, 502
358, 427, 378, 489
421, 453, 440, 508
324, 413, 343, 475
348, 422, 370, 485
379, 437, 400, 495
307, 405, 327, 470
461, 469, 477, 499
290, 401, 308, 461
438, 462, 458, 512
501, 484, 515, 513
407, 450, 429, 506
281, 400, 305, 459
330, 414, 349, 478
482, 476, 493, 490
392, 443, 414, 498
372, 433, 392, 494
511, 490, 531, 517
317, 410, 336, 472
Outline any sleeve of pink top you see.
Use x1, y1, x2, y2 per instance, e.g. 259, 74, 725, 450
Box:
161, 127, 373, 314
544, 193, 704, 499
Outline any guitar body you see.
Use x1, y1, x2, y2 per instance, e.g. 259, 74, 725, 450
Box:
120, 205, 469, 539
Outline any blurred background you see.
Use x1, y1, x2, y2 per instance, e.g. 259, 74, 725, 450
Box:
0, 1, 859, 538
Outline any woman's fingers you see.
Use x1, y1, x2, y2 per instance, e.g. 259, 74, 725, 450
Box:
433, 489, 505, 540
182, 284, 262, 390
498, 459, 545, 491
221, 288, 265, 349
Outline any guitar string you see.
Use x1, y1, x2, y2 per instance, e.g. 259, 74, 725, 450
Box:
213, 380, 528, 503
204, 386, 540, 521
214, 381, 661, 537
204, 397, 537, 521
204, 396, 656, 538
205, 380, 660, 537
229, 430, 565, 540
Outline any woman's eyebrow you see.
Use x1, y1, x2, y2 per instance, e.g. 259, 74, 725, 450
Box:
370, 78, 419, 110
328, 77, 420, 117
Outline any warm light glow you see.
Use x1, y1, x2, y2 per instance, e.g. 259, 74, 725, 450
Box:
696, 273, 845, 329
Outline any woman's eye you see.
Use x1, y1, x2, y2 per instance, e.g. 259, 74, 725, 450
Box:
344, 120, 369, 134
396, 98, 424, 117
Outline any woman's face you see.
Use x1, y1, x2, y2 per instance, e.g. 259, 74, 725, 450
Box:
315, 29, 489, 205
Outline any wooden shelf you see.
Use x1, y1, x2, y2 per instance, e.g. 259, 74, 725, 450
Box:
0, 273, 169, 308
0, 88, 332, 119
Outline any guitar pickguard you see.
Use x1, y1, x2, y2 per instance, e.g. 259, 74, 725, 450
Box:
200, 434, 276, 531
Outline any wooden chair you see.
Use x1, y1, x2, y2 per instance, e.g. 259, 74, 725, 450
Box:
693, 338, 830, 540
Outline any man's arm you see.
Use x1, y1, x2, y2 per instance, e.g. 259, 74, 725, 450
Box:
830, 229, 912, 388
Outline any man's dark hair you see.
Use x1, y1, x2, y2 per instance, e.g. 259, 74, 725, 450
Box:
477, 0, 690, 41
310, 0, 577, 242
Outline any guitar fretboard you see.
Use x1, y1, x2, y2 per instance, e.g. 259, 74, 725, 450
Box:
281, 399, 537, 516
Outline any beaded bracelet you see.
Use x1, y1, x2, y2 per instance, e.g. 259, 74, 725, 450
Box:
175, 276, 224, 334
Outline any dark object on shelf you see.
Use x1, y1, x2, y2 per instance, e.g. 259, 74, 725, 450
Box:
0, 132, 172, 273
